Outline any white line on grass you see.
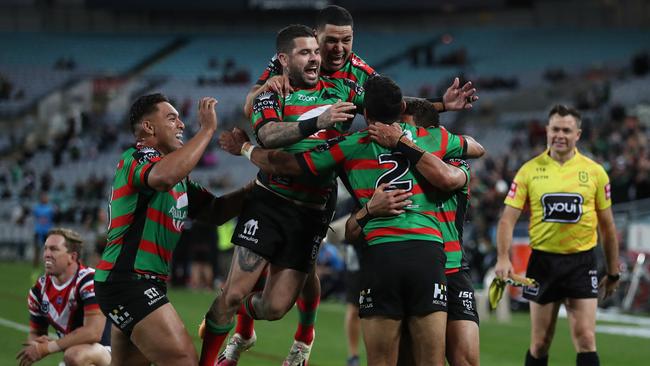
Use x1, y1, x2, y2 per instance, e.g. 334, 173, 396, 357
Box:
0, 316, 30, 333
596, 325, 650, 338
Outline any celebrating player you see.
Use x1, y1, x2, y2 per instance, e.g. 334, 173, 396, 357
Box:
219, 75, 471, 366
94, 94, 251, 366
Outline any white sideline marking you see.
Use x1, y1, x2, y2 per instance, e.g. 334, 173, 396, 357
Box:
0, 316, 30, 333
596, 325, 650, 338
0, 316, 56, 337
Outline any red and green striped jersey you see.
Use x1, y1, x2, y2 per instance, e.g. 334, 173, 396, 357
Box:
256, 52, 377, 87
251, 77, 364, 205
296, 123, 467, 246
435, 158, 471, 273
95, 146, 215, 282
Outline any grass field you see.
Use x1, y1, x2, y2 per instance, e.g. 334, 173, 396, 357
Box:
1, 262, 649, 366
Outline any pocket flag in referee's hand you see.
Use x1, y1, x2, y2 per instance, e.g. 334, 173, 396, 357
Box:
489, 273, 538, 310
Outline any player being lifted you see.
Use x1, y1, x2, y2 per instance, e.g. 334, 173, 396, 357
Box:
219, 75, 475, 366
219, 6, 479, 366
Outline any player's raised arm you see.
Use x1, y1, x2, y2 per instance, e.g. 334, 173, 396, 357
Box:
464, 135, 485, 158
402, 77, 479, 114
145, 97, 218, 191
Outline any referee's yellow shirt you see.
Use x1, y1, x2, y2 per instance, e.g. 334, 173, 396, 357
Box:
504, 149, 611, 254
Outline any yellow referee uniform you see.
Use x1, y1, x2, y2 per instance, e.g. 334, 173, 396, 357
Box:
504, 148, 611, 254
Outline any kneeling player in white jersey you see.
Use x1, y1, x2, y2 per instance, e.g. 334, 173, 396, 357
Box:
18, 228, 111, 366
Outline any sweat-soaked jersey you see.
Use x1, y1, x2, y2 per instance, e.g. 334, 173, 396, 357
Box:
296, 123, 467, 246
96, 145, 215, 282
251, 77, 364, 206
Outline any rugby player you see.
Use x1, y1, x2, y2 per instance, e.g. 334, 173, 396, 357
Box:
18, 228, 111, 366
219, 75, 471, 366
94, 94, 251, 366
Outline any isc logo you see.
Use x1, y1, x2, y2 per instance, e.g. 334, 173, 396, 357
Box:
541, 193, 584, 223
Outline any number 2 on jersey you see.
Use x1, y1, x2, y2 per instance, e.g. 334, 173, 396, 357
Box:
375, 153, 413, 191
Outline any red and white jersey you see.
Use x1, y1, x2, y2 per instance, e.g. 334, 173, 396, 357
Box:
27, 264, 99, 338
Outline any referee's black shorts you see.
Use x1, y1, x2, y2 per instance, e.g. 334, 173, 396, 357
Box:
523, 248, 598, 304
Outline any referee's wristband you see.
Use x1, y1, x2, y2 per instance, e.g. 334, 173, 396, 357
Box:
395, 138, 425, 165
607, 273, 620, 281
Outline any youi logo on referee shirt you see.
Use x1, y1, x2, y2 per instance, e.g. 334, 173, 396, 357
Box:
541, 193, 584, 223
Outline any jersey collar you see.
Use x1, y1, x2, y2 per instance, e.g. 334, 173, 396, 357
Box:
544, 147, 581, 166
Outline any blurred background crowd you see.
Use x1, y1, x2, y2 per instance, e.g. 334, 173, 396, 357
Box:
0, 0, 649, 313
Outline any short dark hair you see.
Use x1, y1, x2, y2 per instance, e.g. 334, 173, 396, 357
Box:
548, 104, 582, 128
128, 93, 169, 134
47, 227, 83, 256
276, 24, 316, 54
316, 5, 353, 30
405, 99, 440, 128
363, 75, 403, 123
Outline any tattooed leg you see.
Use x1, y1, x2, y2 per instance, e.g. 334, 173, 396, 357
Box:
249, 265, 309, 321
206, 246, 269, 325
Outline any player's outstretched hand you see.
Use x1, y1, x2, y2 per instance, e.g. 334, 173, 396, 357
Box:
598, 274, 620, 300
443, 77, 479, 111
265, 75, 293, 97
198, 97, 218, 132
316, 101, 356, 129
494, 257, 513, 280
219, 128, 250, 156
369, 122, 403, 148
367, 183, 413, 216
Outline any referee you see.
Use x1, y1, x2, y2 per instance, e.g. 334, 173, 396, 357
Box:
495, 105, 620, 366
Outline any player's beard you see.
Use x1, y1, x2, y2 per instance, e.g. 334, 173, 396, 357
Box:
288, 63, 319, 89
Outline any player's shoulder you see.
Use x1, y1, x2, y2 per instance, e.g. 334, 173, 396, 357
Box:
349, 53, 375, 75
252, 90, 281, 110
33, 274, 47, 289
126, 145, 162, 165
77, 265, 95, 280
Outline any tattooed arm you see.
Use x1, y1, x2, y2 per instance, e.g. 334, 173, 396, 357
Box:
256, 122, 305, 148
257, 101, 356, 148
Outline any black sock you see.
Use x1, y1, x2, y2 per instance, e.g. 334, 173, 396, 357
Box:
577, 352, 600, 366
525, 349, 549, 366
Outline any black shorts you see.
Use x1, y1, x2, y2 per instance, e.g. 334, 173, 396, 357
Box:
231, 185, 332, 273
95, 279, 169, 337
358, 241, 447, 319
523, 248, 598, 304
447, 270, 479, 325
99, 318, 112, 346
345, 270, 361, 305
